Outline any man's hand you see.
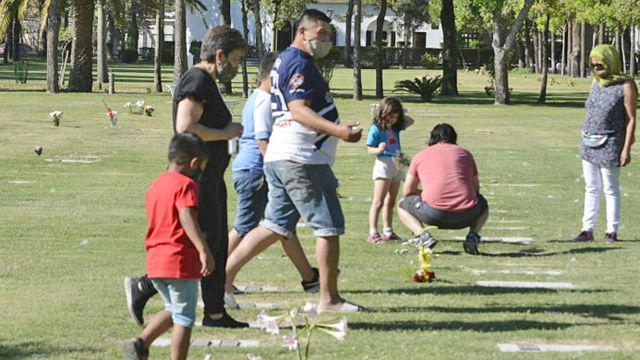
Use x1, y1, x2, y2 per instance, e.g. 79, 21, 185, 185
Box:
223, 123, 243, 139
200, 250, 215, 276
621, 150, 632, 166
338, 121, 362, 143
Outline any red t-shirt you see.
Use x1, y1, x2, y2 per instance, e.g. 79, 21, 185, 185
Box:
145, 172, 201, 279
408, 143, 478, 212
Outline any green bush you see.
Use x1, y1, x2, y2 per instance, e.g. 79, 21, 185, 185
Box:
122, 49, 139, 63
394, 76, 442, 102
420, 53, 438, 69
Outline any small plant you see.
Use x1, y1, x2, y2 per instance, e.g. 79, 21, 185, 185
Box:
49, 111, 63, 127
420, 53, 438, 69
394, 76, 442, 102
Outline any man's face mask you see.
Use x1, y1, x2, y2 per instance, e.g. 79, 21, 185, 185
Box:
217, 56, 239, 82
304, 29, 332, 59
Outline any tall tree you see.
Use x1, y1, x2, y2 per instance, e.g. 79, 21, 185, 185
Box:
489, 0, 536, 104
570, 21, 579, 77
174, 0, 187, 83
220, 0, 232, 94
374, 0, 387, 99
250, 0, 263, 59
440, 0, 458, 95
353, 0, 363, 100
46, 0, 61, 93
97, 0, 108, 88
538, 14, 550, 104
154, 0, 164, 92
68, 0, 95, 92
344, 0, 353, 67
240, 0, 250, 97
0, 0, 30, 62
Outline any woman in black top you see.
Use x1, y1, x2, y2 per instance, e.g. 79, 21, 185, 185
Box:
125, 26, 247, 328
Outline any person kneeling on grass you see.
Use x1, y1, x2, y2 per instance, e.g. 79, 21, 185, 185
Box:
397, 123, 489, 255
122, 133, 214, 360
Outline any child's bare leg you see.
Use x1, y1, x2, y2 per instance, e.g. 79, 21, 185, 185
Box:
139, 310, 173, 349
280, 233, 315, 281
227, 228, 243, 256
368, 179, 391, 233
382, 181, 401, 229
170, 324, 192, 360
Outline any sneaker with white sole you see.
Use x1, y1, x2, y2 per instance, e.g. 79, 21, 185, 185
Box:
224, 293, 239, 309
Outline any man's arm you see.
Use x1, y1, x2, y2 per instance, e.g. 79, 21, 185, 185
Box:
178, 207, 215, 276
175, 98, 243, 141
257, 139, 269, 156
402, 173, 421, 197
621, 81, 637, 166
288, 99, 362, 142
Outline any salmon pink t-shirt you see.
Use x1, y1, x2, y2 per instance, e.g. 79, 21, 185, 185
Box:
145, 172, 200, 279
408, 143, 478, 212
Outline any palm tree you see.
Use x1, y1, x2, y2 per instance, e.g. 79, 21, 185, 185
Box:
68, 0, 95, 92
154, 0, 164, 92
46, 0, 61, 93
174, 0, 187, 83
0, 0, 29, 62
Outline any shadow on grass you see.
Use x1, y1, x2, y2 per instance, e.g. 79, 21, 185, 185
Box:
0, 339, 95, 360
548, 239, 640, 243
349, 319, 576, 332
479, 246, 622, 258
345, 285, 610, 296
386, 304, 640, 322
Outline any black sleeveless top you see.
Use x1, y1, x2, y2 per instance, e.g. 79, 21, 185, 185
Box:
172, 67, 232, 180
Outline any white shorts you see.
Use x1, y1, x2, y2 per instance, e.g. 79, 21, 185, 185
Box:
372, 157, 405, 182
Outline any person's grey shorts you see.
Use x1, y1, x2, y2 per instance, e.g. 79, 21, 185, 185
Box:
261, 160, 345, 239
399, 194, 488, 230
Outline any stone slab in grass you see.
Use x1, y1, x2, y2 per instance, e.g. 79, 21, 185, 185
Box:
237, 285, 280, 293
477, 281, 575, 289
483, 226, 526, 231
498, 343, 616, 352
198, 301, 275, 310
45, 158, 97, 164
488, 183, 541, 188
6, 180, 31, 184
152, 338, 260, 348
470, 269, 563, 276
450, 236, 534, 244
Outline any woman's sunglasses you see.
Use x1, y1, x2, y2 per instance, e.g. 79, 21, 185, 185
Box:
591, 63, 604, 70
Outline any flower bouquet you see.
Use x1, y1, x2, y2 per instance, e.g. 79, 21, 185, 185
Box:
412, 245, 436, 283
49, 111, 63, 127
107, 109, 118, 128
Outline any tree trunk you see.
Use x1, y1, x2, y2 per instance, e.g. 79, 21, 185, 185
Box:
353, 0, 362, 101
252, 0, 263, 59
46, 0, 61, 93
401, 13, 411, 69
570, 21, 580, 78
241, 0, 249, 98
3, 33, 9, 64
551, 31, 556, 74
580, 22, 586, 78
12, 17, 21, 62
533, 26, 540, 74
220, 0, 232, 94
621, 29, 627, 74
97, 0, 108, 87
68, 0, 95, 92
567, 21, 572, 75
561, 23, 566, 75
598, 24, 604, 45
517, 40, 525, 68
154, 0, 164, 92
344, 0, 353, 67
374, 0, 387, 99
524, 19, 534, 71
126, 2, 139, 52
631, 27, 636, 77
37, 0, 47, 58
174, 0, 188, 84
440, 0, 458, 96
538, 15, 549, 104
492, 0, 536, 105
107, 13, 116, 58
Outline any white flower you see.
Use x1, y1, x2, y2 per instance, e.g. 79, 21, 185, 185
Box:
49, 111, 63, 119
282, 334, 299, 351
246, 354, 263, 360
135, 100, 146, 107
256, 310, 281, 335
317, 317, 348, 341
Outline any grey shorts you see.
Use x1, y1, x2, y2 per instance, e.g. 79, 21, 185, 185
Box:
399, 194, 488, 230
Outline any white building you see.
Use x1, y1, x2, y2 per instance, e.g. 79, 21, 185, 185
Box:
140, 0, 443, 55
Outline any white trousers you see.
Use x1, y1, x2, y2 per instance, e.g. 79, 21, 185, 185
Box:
581, 160, 620, 233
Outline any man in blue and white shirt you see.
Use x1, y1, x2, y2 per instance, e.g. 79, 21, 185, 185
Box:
226, 9, 365, 313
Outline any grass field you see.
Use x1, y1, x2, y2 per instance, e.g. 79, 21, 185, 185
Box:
1, 61, 639, 359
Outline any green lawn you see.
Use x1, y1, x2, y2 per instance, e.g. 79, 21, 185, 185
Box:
1, 62, 639, 359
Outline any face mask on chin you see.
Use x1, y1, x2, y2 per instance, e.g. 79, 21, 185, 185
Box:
305, 37, 332, 59
216, 58, 239, 82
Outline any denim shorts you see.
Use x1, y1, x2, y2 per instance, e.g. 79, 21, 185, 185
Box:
261, 160, 344, 239
399, 194, 488, 230
150, 278, 199, 328
232, 169, 268, 236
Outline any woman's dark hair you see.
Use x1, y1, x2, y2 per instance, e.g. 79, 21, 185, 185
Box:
372, 97, 405, 131
168, 132, 209, 164
258, 52, 278, 84
200, 25, 247, 62
428, 123, 457, 146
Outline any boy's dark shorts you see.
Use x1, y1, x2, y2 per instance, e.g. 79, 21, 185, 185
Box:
399, 194, 488, 230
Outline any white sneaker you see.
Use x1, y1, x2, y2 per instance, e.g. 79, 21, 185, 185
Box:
224, 293, 239, 309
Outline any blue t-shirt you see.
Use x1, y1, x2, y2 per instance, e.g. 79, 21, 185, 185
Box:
265, 46, 340, 165
366, 124, 402, 157
232, 89, 273, 172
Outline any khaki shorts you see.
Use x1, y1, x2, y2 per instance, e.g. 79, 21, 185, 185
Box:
372, 156, 405, 182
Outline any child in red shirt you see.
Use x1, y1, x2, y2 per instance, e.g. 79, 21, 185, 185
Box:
123, 133, 214, 360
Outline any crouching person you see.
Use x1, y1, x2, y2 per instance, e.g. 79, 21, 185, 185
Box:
123, 133, 215, 360
397, 123, 489, 255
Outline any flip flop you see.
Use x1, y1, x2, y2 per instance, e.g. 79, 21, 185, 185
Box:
318, 300, 369, 314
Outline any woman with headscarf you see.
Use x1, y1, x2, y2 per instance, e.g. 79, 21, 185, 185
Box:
573, 45, 637, 244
